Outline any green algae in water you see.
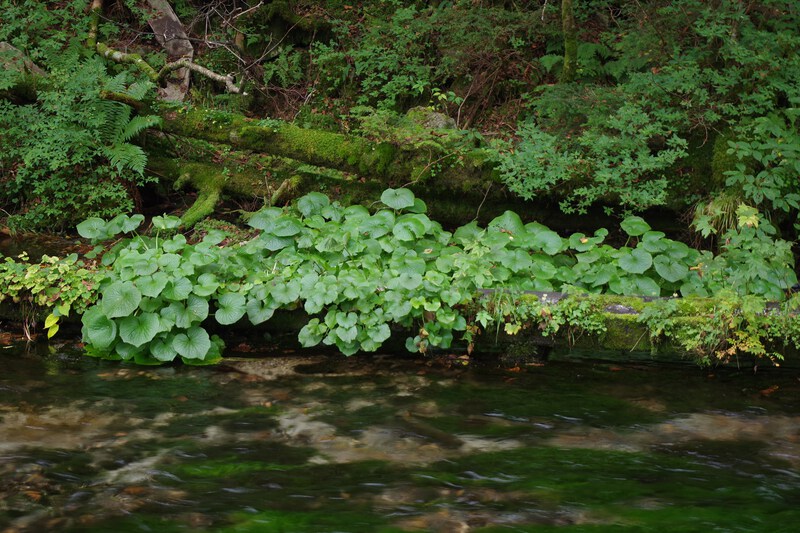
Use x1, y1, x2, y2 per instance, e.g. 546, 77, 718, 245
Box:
413, 446, 800, 532
4, 348, 800, 533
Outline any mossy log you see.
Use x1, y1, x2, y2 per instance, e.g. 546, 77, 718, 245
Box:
145, 137, 567, 228
159, 107, 497, 186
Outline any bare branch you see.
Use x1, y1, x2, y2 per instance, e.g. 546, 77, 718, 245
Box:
158, 58, 242, 94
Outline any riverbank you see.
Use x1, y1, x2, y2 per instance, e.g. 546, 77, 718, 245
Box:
2, 288, 797, 368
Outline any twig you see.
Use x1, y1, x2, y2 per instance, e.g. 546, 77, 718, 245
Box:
270, 178, 291, 206
473, 182, 493, 222
158, 58, 242, 94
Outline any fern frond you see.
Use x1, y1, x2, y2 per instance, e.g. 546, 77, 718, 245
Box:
120, 115, 161, 143
125, 81, 156, 101
104, 72, 129, 94
105, 143, 147, 175
95, 100, 130, 142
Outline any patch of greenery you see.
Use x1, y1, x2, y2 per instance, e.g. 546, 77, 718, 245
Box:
0, 47, 160, 231
74, 188, 795, 365
497, 0, 800, 222
0, 252, 104, 338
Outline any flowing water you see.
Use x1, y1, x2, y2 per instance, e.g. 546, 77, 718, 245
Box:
2, 340, 800, 532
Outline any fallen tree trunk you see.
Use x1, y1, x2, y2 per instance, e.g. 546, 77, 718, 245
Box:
159, 107, 498, 186
154, 107, 533, 225
146, 153, 509, 228
145, 136, 559, 228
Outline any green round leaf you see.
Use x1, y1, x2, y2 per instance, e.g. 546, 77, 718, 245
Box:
118, 313, 161, 347
336, 325, 358, 343
533, 230, 563, 255
101, 281, 142, 319
394, 255, 426, 276
504, 249, 533, 272
137, 272, 169, 298
186, 294, 210, 323
407, 198, 428, 214
157, 253, 182, 272
380, 188, 416, 210
259, 234, 294, 251
115, 342, 143, 361
193, 273, 220, 297
215, 292, 247, 325
247, 207, 283, 230
620, 216, 651, 237
172, 326, 211, 360
163, 277, 193, 300
81, 306, 118, 350
393, 215, 427, 241
299, 318, 326, 347
582, 263, 618, 287
149, 335, 177, 362
576, 249, 602, 264
386, 271, 422, 290
530, 257, 558, 279
343, 204, 371, 222
641, 231, 667, 253
568, 233, 598, 252
246, 297, 275, 325
653, 255, 689, 283
77, 217, 107, 240
152, 215, 181, 230
662, 240, 692, 261
488, 211, 525, 236
631, 275, 661, 297
271, 216, 303, 237
453, 221, 482, 244
360, 211, 396, 238
162, 234, 187, 253
297, 192, 331, 217
272, 280, 301, 305
618, 248, 653, 274
120, 214, 145, 233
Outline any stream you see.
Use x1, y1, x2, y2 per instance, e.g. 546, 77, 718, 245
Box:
2, 340, 800, 532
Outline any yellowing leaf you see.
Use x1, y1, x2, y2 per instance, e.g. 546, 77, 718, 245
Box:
44, 313, 59, 329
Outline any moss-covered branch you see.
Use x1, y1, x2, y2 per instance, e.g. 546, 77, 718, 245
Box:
96, 42, 160, 81
86, 0, 103, 50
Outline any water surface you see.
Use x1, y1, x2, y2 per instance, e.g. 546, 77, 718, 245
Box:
2, 341, 799, 532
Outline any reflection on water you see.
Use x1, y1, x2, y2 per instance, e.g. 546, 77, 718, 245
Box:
2, 342, 800, 532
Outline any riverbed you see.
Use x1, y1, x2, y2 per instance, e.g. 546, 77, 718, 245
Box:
2, 340, 799, 532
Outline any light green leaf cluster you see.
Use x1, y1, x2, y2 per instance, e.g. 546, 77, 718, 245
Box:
0, 252, 104, 338
77, 189, 796, 363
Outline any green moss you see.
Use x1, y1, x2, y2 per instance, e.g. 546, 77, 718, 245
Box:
161, 107, 497, 189
599, 313, 651, 352
180, 186, 221, 228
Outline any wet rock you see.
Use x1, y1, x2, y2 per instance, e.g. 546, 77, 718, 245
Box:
221, 356, 328, 380
499, 338, 546, 368
394, 508, 469, 533
406, 107, 457, 130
